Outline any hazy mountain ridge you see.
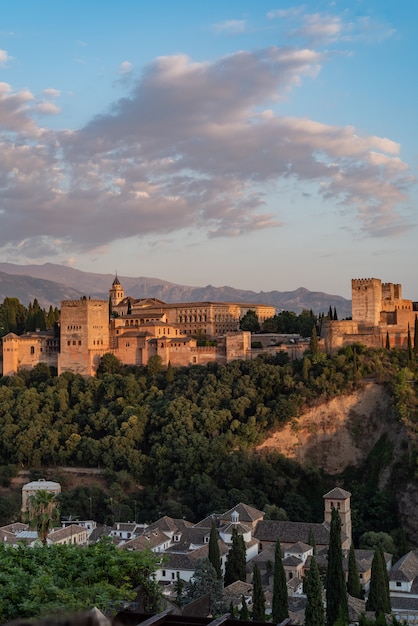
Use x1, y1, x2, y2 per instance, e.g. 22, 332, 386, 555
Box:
0, 262, 351, 316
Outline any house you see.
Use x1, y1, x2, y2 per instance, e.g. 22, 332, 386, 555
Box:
389, 551, 418, 624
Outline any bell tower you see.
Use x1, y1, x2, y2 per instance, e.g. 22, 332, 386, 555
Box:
323, 487, 352, 549
110, 274, 124, 308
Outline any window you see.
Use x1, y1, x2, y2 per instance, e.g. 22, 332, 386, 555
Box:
30, 346, 35, 355
396, 582, 402, 587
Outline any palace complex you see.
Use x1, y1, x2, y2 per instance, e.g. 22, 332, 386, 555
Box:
322, 277, 418, 352
1, 276, 275, 377
2, 276, 416, 377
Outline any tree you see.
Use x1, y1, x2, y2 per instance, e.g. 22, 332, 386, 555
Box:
366, 548, 390, 616
309, 326, 319, 356
308, 527, 317, 555
347, 544, 362, 599
305, 556, 325, 626
326, 508, 348, 626
385, 332, 390, 350
187, 557, 225, 616
414, 315, 418, 356
239, 595, 249, 620
240, 310, 260, 333
408, 325, 414, 362
97, 353, 122, 375
27, 490, 59, 545
272, 538, 288, 622
224, 527, 247, 586
252, 564, 265, 622
209, 521, 222, 579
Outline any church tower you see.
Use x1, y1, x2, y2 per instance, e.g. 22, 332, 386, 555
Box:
323, 487, 352, 549
109, 274, 125, 308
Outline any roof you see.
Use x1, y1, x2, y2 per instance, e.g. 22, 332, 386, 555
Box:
220, 503, 265, 524
390, 551, 418, 582
285, 541, 312, 554
22, 479, 61, 490
48, 524, 87, 542
254, 520, 330, 546
323, 487, 351, 500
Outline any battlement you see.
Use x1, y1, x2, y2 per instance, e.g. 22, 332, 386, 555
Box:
351, 278, 381, 288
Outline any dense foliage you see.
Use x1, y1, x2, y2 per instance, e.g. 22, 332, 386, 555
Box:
0, 539, 160, 622
0, 345, 417, 545
0, 297, 60, 337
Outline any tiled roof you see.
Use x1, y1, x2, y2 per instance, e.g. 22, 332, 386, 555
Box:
121, 529, 169, 551
391, 596, 418, 611
390, 551, 418, 582
323, 487, 351, 499
254, 520, 330, 545
48, 524, 87, 543
282, 555, 303, 567
221, 503, 265, 524
285, 541, 312, 554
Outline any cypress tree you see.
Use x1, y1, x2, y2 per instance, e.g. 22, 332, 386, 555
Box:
328, 306, 333, 320
414, 315, 418, 355
333, 308, 338, 321
308, 527, 317, 555
272, 538, 288, 622
366, 549, 388, 615
305, 556, 325, 626
309, 326, 319, 356
252, 564, 265, 622
209, 521, 222, 579
239, 596, 249, 620
224, 527, 247, 586
408, 325, 414, 362
347, 544, 362, 599
378, 545, 391, 614
385, 331, 390, 350
326, 508, 348, 626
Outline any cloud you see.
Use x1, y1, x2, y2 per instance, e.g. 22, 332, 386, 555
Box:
0, 49, 13, 66
212, 20, 247, 35
118, 61, 133, 75
43, 88, 61, 98
0, 44, 414, 262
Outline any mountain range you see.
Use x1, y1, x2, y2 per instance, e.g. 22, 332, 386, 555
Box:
0, 262, 352, 318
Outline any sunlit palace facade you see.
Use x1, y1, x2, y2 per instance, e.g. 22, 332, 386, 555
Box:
1, 276, 275, 377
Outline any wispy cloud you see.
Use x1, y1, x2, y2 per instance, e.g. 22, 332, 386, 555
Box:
0, 49, 13, 66
212, 20, 247, 35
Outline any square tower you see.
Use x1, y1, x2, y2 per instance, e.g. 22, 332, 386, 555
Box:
351, 278, 382, 326
58, 299, 110, 376
323, 487, 352, 549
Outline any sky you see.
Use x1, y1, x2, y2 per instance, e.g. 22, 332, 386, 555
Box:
0, 1, 417, 299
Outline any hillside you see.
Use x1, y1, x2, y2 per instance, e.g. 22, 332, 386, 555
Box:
0, 262, 352, 316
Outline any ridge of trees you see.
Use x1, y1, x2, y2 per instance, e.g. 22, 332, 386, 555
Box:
0, 346, 416, 551
0, 297, 60, 337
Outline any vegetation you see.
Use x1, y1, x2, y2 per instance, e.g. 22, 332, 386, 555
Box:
0, 345, 416, 546
208, 521, 222, 579
272, 538, 288, 622
27, 489, 60, 545
366, 548, 391, 616
251, 564, 265, 622
347, 543, 362, 599
305, 556, 325, 626
187, 557, 225, 616
224, 527, 247, 586
326, 508, 348, 626
0, 297, 59, 338
0, 539, 160, 622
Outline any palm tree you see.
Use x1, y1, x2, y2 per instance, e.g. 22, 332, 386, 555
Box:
28, 490, 59, 545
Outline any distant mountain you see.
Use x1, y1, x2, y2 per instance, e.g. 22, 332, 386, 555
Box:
0, 262, 352, 317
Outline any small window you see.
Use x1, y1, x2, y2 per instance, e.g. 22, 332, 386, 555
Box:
396, 582, 402, 587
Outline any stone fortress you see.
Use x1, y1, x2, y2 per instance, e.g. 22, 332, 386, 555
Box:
2, 276, 416, 377
2, 276, 275, 377
322, 277, 418, 352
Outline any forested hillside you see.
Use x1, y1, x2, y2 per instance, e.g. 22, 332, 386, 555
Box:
0, 344, 417, 556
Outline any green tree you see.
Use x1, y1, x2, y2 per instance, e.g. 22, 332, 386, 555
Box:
414, 315, 418, 355
97, 353, 122, 375
385, 332, 390, 350
272, 538, 288, 622
326, 508, 348, 626
305, 556, 325, 626
366, 548, 390, 616
240, 310, 260, 333
347, 544, 362, 599
188, 557, 225, 616
209, 521, 222, 579
309, 326, 319, 356
407, 325, 414, 362
224, 527, 247, 586
252, 564, 265, 622
308, 527, 317, 555
27, 490, 59, 545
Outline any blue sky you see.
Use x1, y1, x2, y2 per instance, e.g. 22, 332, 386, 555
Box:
0, 1, 417, 299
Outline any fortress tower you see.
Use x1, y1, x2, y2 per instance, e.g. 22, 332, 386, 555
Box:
109, 275, 125, 308
58, 298, 110, 376
351, 278, 382, 326
323, 487, 352, 549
